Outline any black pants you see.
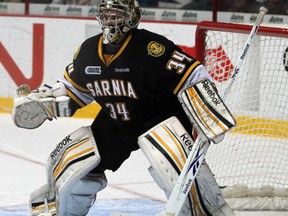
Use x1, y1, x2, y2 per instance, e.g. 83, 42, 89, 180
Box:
90, 111, 140, 173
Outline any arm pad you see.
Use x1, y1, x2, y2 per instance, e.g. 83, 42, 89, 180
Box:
179, 78, 236, 143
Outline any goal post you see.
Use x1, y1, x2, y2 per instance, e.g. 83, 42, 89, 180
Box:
195, 21, 288, 211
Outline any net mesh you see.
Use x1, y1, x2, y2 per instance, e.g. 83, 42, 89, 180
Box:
197, 23, 288, 199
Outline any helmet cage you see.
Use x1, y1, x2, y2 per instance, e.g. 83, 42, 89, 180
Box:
97, 0, 141, 44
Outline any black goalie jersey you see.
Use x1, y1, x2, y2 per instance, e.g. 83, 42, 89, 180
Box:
58, 28, 212, 171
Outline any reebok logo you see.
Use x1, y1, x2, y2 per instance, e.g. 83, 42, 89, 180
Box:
50, 135, 72, 159
240, 44, 250, 60
183, 179, 193, 194
180, 133, 193, 151
202, 80, 222, 106
115, 68, 130, 73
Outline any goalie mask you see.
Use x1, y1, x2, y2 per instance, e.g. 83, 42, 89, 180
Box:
96, 0, 141, 44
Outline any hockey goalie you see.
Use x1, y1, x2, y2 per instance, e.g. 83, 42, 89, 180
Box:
12, 0, 236, 215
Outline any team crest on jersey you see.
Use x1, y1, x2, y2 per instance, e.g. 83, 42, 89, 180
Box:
147, 41, 165, 57
85, 66, 101, 75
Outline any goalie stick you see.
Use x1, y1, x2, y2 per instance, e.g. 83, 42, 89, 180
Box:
160, 6, 268, 216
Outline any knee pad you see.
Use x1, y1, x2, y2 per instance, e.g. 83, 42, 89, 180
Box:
47, 126, 100, 194
62, 172, 107, 216
138, 117, 192, 195
30, 126, 102, 216
138, 116, 234, 216
30, 173, 107, 216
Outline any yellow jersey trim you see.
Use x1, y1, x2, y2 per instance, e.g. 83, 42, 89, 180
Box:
173, 61, 201, 95
64, 70, 90, 93
98, 34, 133, 66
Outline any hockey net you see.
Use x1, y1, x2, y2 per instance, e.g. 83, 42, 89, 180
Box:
195, 21, 288, 211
